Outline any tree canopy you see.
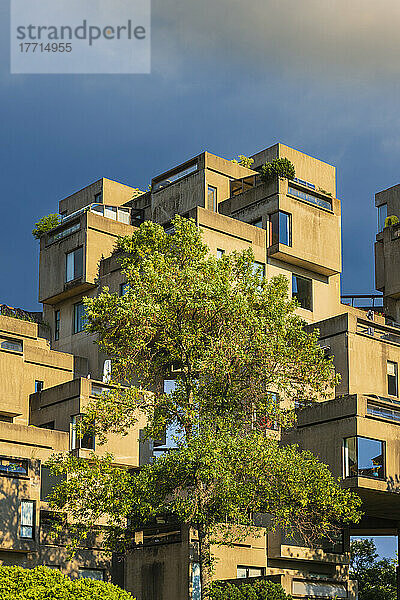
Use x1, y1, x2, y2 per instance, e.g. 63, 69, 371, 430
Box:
350, 539, 396, 600
47, 216, 362, 592
0, 566, 135, 600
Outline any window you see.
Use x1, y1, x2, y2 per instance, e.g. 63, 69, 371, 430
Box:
378, 203, 388, 233
288, 186, 332, 211
237, 566, 265, 578
71, 415, 95, 450
20, 500, 35, 539
91, 384, 111, 397
35, 380, 44, 393
73, 302, 86, 334
270, 212, 291, 246
65, 247, 83, 283
251, 218, 263, 228
0, 457, 28, 476
0, 338, 22, 352
40, 466, 66, 501
94, 192, 103, 203
216, 249, 225, 259
208, 186, 217, 211
54, 310, 60, 341
292, 275, 312, 311
387, 361, 398, 397
344, 437, 384, 479
120, 282, 129, 296
78, 569, 104, 581
252, 261, 265, 281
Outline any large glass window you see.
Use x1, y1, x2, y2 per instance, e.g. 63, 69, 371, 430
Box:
292, 275, 312, 311
40, 466, 66, 501
344, 437, 384, 479
377, 203, 388, 233
0, 457, 28, 477
387, 361, 398, 397
73, 302, 86, 334
54, 310, 60, 341
71, 415, 95, 450
270, 212, 291, 247
65, 247, 83, 282
208, 186, 217, 212
20, 500, 35, 539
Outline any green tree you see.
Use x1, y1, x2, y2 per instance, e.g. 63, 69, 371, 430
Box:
47, 217, 362, 595
0, 565, 135, 600
350, 539, 396, 600
259, 158, 295, 183
32, 213, 61, 239
231, 155, 255, 169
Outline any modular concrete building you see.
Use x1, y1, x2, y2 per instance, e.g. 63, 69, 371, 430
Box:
0, 142, 399, 599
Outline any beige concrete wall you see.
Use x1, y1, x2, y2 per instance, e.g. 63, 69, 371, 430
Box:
0, 315, 74, 422
59, 178, 138, 216
30, 378, 145, 468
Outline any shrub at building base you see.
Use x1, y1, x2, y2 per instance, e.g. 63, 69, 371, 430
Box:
0, 566, 135, 600
208, 579, 292, 600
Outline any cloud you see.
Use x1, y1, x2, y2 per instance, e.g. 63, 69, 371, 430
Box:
153, 0, 400, 81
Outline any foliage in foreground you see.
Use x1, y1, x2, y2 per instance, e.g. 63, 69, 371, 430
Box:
208, 579, 291, 599
350, 539, 396, 600
259, 158, 295, 183
32, 213, 61, 239
0, 566, 135, 600
46, 216, 361, 590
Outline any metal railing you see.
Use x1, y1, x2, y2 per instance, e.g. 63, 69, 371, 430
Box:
341, 294, 384, 309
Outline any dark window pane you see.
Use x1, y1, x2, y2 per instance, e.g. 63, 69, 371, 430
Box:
270, 213, 279, 246
73, 303, 86, 334
40, 466, 66, 501
292, 275, 312, 311
74, 247, 83, 279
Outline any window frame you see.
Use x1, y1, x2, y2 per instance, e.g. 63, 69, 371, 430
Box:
35, 380, 44, 393
269, 211, 292, 247
387, 360, 398, 397
20, 500, 35, 540
343, 435, 385, 480
207, 185, 217, 212
78, 568, 104, 581
292, 274, 313, 311
73, 302, 86, 334
377, 203, 388, 233
54, 310, 60, 341
65, 247, 84, 283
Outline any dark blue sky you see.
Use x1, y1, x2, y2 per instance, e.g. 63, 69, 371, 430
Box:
1, 0, 399, 557
3, 0, 400, 311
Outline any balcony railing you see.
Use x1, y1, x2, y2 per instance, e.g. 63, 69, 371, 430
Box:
357, 318, 400, 345
341, 294, 384, 309
61, 203, 131, 226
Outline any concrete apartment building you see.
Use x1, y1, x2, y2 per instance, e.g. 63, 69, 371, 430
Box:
0, 142, 399, 599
